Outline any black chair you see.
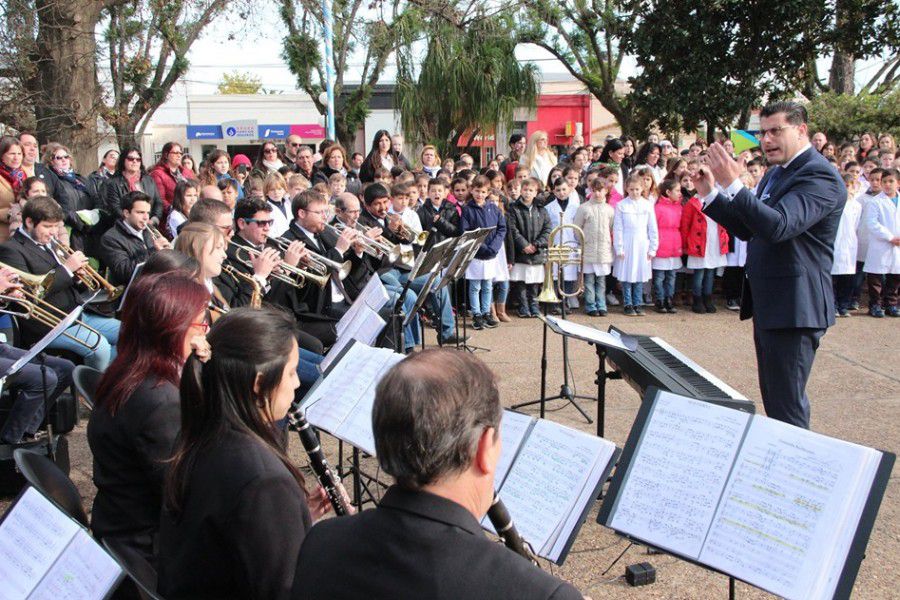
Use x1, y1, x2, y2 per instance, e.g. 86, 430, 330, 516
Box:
13, 447, 88, 527
72, 365, 103, 411
102, 537, 163, 600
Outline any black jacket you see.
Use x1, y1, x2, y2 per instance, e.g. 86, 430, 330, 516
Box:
322, 218, 375, 301
507, 199, 551, 264
100, 173, 163, 226
53, 172, 102, 252
158, 425, 312, 600
31, 163, 59, 197
282, 221, 346, 315
417, 199, 461, 245
98, 219, 156, 286
293, 486, 582, 600
87, 378, 179, 561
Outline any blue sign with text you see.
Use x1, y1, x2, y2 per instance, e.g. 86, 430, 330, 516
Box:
186, 125, 223, 140
258, 125, 292, 139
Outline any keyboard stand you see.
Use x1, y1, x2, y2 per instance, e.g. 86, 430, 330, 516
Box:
594, 344, 622, 438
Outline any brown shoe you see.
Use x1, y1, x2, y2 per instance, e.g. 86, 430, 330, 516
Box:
495, 302, 512, 322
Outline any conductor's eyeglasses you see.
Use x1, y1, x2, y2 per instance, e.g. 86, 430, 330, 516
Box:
758, 125, 796, 140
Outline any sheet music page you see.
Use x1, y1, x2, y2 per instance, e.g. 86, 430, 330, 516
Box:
321, 307, 386, 372
699, 417, 881, 600
304, 343, 377, 433
0, 487, 80, 600
497, 419, 616, 561
480, 410, 534, 533
35, 529, 122, 599
335, 348, 405, 454
607, 391, 750, 558
544, 315, 632, 351
336, 277, 389, 337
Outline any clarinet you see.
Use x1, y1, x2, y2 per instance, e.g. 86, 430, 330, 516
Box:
486, 493, 540, 566
286, 405, 352, 516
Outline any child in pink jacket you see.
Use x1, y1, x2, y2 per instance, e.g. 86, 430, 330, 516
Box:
652, 179, 684, 312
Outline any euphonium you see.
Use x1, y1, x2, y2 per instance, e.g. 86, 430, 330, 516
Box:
537, 212, 585, 304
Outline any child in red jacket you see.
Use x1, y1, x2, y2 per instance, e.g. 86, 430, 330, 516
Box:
680, 188, 729, 313
652, 179, 683, 313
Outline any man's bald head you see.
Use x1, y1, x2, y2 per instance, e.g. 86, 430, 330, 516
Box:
200, 185, 223, 201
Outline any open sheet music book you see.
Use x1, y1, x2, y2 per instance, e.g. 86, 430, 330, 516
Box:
321, 306, 386, 373
302, 340, 404, 455
598, 389, 894, 600
335, 276, 390, 338
0, 486, 123, 600
482, 410, 619, 565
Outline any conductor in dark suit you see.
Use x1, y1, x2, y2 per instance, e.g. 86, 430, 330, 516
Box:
293, 349, 585, 600
694, 101, 845, 429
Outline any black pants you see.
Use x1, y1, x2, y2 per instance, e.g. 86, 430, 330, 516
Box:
0, 345, 75, 444
752, 325, 825, 429
514, 282, 540, 314
832, 274, 855, 311
723, 266, 744, 301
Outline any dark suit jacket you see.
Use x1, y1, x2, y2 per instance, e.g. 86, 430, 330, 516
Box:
224, 234, 298, 310
158, 425, 311, 600
322, 218, 375, 301
293, 486, 583, 600
703, 147, 845, 330
282, 221, 346, 315
0, 229, 84, 343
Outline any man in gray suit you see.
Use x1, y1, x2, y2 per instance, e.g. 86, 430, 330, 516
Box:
694, 101, 845, 429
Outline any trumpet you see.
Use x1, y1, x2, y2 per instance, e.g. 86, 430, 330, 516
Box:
147, 223, 170, 246
271, 235, 351, 280
0, 263, 101, 350
387, 213, 429, 245
227, 242, 329, 289
326, 221, 405, 264
49, 238, 124, 301
537, 211, 585, 304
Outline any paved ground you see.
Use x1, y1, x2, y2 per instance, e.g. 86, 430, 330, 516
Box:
6, 302, 899, 598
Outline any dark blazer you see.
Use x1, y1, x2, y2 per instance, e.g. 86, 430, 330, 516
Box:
224, 234, 297, 310
0, 229, 83, 343
293, 486, 582, 600
282, 221, 346, 314
158, 426, 312, 600
322, 218, 375, 301
98, 219, 156, 286
703, 146, 845, 330
507, 199, 551, 264
31, 163, 59, 198
87, 378, 179, 559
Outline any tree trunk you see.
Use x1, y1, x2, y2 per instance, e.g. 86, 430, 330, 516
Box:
30, 0, 106, 171
828, 50, 856, 95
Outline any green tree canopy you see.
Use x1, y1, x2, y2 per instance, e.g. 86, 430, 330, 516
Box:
217, 71, 264, 94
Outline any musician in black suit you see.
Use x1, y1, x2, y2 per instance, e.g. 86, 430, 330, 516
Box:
293, 349, 586, 600
98, 191, 170, 285
696, 101, 845, 429
158, 308, 333, 600
0, 197, 120, 370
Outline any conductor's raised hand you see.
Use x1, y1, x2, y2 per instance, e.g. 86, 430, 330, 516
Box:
692, 165, 716, 198
706, 143, 743, 188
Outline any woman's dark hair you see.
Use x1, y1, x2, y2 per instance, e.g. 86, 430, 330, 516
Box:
156, 142, 183, 169
0, 136, 22, 166
172, 179, 200, 214
18, 176, 45, 200
95, 273, 210, 416
115, 146, 145, 176
165, 307, 305, 514
182, 154, 197, 175
141, 249, 199, 277
254, 141, 285, 170
598, 138, 625, 164
363, 129, 397, 173
545, 167, 563, 189
634, 142, 662, 167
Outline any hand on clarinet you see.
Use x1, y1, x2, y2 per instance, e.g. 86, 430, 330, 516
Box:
153, 235, 171, 251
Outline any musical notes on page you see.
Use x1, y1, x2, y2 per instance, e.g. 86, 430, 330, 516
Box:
699, 417, 881, 600
607, 391, 750, 558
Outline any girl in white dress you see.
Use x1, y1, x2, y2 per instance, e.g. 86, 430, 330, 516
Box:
613, 174, 659, 315
832, 175, 863, 317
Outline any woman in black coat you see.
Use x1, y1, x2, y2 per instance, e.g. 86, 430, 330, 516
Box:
100, 146, 163, 232
43, 144, 101, 252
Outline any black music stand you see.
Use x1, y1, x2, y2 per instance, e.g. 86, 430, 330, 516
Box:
401, 237, 456, 349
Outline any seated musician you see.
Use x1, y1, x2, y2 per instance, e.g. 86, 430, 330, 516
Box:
293, 349, 585, 600
0, 266, 74, 445
99, 190, 170, 286
158, 308, 333, 600
0, 197, 120, 370
88, 273, 210, 569
359, 183, 464, 345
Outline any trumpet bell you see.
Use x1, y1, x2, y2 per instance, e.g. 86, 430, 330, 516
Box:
0, 262, 55, 299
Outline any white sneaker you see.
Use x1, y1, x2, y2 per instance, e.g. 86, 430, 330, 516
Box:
606, 293, 620, 306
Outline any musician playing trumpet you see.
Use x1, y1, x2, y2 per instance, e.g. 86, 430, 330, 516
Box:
0, 197, 120, 370
99, 191, 171, 286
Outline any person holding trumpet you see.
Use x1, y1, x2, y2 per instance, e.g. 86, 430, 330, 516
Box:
0, 196, 120, 370
0, 266, 75, 445
99, 190, 171, 286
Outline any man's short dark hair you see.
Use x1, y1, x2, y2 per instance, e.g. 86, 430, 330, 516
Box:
23, 196, 64, 225
760, 101, 808, 126
747, 157, 767, 168
508, 133, 525, 146
291, 189, 326, 218
350, 152, 363, 161
188, 198, 231, 224
882, 167, 900, 180
217, 178, 239, 193
121, 191, 152, 212
363, 182, 390, 205
373, 349, 502, 489
234, 197, 272, 224
427, 178, 445, 190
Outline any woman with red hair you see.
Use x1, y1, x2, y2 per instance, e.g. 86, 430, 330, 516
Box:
88, 272, 212, 567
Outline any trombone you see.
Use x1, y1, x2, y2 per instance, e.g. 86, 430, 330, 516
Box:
537, 212, 585, 304
227, 242, 329, 289
49, 238, 124, 301
270, 235, 352, 280
0, 263, 102, 350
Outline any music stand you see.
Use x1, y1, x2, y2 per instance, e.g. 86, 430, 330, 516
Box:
2, 303, 89, 461
402, 238, 455, 333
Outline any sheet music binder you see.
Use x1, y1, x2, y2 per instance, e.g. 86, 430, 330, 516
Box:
0, 486, 124, 599
484, 409, 620, 565
597, 388, 895, 600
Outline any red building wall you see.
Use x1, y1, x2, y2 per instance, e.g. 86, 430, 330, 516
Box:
526, 94, 591, 148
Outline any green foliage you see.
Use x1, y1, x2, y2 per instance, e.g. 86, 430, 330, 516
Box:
217, 71, 264, 94
395, 14, 538, 159
808, 90, 900, 142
